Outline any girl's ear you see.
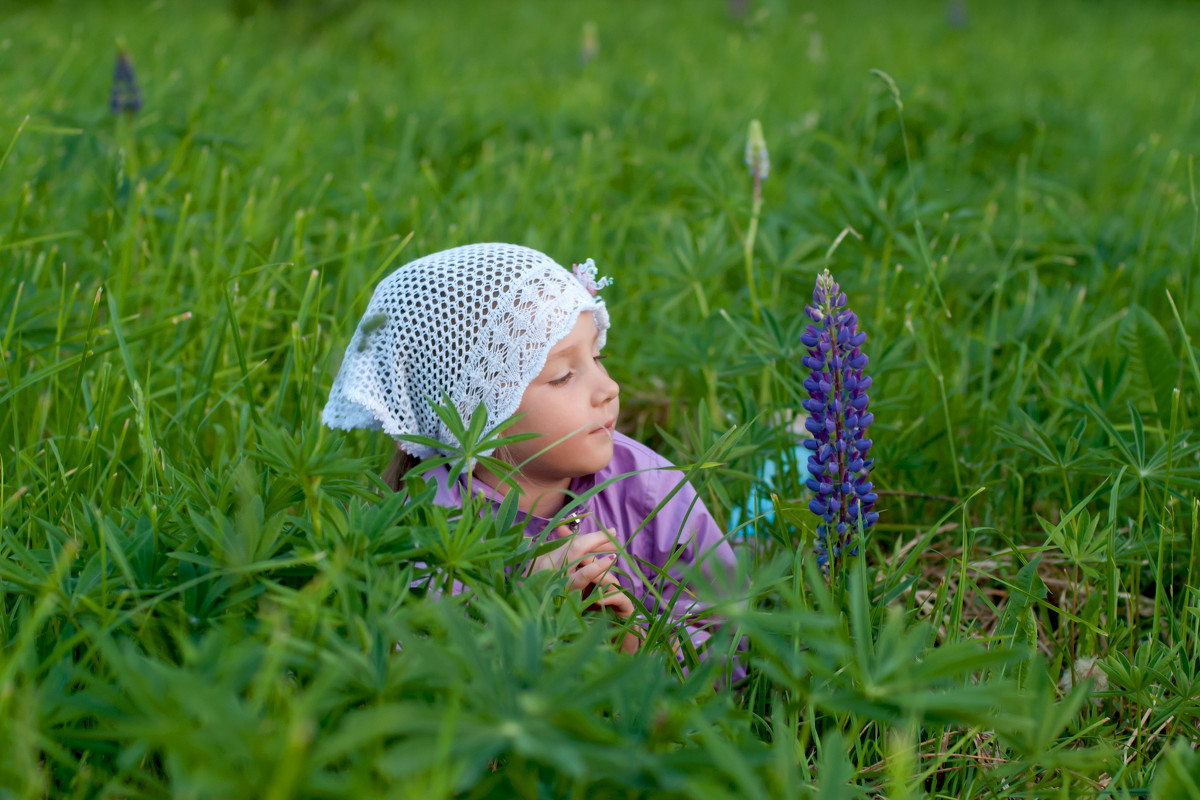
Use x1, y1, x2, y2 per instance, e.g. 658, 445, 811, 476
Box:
382, 443, 416, 493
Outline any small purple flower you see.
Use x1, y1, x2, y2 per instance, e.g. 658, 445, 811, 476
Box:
110, 50, 142, 115
801, 269, 878, 568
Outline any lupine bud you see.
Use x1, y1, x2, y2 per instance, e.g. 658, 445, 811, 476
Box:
744, 119, 770, 182
802, 269, 878, 569
580, 21, 599, 65
110, 50, 143, 115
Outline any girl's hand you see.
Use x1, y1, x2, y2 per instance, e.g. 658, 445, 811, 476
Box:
584, 571, 642, 655
524, 526, 617, 577
524, 526, 641, 654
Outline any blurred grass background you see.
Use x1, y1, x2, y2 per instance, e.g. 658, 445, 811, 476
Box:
2, 0, 1200, 797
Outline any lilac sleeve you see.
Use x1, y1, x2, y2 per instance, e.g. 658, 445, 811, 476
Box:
631, 464, 745, 683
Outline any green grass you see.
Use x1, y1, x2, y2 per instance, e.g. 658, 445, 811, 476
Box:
2, 0, 1200, 796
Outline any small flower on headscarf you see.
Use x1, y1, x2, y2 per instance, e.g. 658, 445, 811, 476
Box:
800, 269, 878, 570
110, 49, 143, 114
572, 258, 613, 296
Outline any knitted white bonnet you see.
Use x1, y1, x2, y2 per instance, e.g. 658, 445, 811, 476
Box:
322, 242, 612, 458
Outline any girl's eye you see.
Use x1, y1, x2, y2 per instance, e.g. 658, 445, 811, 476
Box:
548, 355, 607, 386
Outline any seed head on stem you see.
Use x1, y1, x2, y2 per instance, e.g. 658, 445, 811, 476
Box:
742, 119, 769, 321
744, 119, 770, 195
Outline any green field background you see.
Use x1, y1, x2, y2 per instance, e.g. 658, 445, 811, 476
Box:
2, 1, 1200, 797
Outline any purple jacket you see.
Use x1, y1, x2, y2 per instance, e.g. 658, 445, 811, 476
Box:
425, 431, 741, 667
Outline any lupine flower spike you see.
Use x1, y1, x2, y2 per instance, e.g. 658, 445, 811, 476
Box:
579, 21, 599, 65
744, 120, 770, 190
801, 270, 878, 569
110, 50, 143, 115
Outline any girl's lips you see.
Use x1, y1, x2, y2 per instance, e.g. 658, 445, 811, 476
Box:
591, 420, 615, 435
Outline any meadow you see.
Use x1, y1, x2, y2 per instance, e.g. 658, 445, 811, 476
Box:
2, 0, 1200, 796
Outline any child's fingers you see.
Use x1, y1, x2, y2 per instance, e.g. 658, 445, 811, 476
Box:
579, 567, 622, 600
580, 578, 639, 652
564, 530, 619, 572
566, 530, 618, 560
569, 555, 617, 593
592, 584, 635, 619
525, 529, 619, 578
529, 527, 603, 574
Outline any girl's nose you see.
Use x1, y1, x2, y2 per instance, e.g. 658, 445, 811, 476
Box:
594, 371, 619, 405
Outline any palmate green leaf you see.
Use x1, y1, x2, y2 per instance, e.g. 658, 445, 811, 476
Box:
309, 701, 456, 771
734, 568, 1027, 732
297, 486, 428, 563
811, 635, 1025, 728
1079, 356, 1129, 413
1150, 738, 1200, 799
993, 406, 1094, 474
1102, 640, 1174, 708
71, 625, 321, 798
0, 527, 52, 593
1115, 303, 1177, 417
1037, 481, 1112, 572
351, 597, 748, 795
735, 605, 841, 690
682, 713, 770, 800
1079, 401, 1200, 496
649, 217, 739, 319
995, 665, 1116, 776
251, 420, 379, 487
814, 731, 862, 800
408, 501, 527, 592
402, 396, 542, 490
183, 494, 288, 572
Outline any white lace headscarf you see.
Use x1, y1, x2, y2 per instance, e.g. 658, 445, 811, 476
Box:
322, 242, 611, 458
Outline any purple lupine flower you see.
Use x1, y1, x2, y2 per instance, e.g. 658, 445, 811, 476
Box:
801, 269, 878, 568
945, 0, 970, 30
110, 51, 142, 115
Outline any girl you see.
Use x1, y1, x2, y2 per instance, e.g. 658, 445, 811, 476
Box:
323, 242, 738, 658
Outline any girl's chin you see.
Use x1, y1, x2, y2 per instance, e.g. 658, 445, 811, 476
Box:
519, 439, 615, 481
565, 452, 615, 479
590, 442, 616, 470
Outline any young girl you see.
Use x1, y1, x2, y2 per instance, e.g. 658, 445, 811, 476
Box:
322, 242, 738, 659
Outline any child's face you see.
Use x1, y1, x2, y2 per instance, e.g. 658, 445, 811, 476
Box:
502, 311, 620, 484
